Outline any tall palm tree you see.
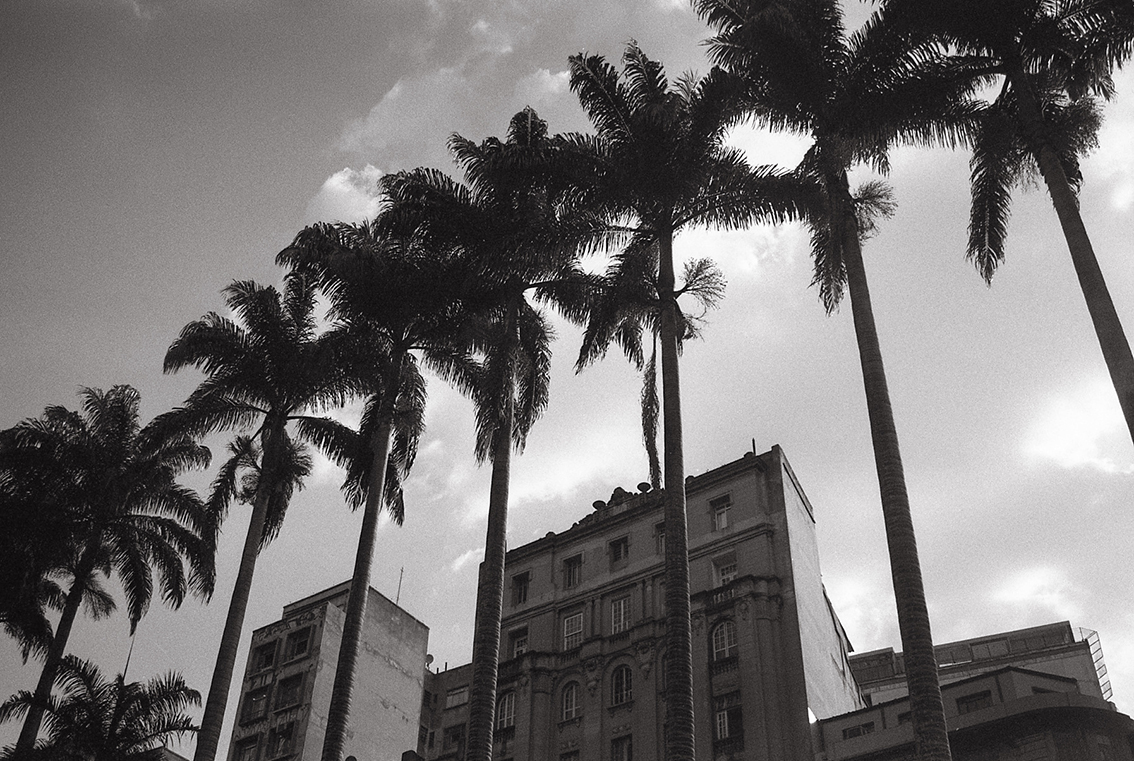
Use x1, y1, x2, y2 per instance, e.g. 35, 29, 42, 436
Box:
377, 108, 596, 761
1, 655, 199, 761
563, 44, 806, 760
0, 386, 214, 756
882, 0, 1134, 444
693, 2, 985, 758
279, 222, 477, 761
162, 276, 361, 761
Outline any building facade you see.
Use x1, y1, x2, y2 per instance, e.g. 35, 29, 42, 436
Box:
226, 582, 429, 761
417, 446, 864, 761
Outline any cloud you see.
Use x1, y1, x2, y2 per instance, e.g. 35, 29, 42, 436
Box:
1024, 377, 1134, 473
727, 124, 811, 170
513, 69, 570, 108
450, 546, 485, 572
823, 575, 899, 652
305, 165, 384, 224
1086, 68, 1134, 211
991, 566, 1082, 620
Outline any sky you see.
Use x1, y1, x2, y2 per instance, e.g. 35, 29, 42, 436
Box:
2, 0, 1133, 756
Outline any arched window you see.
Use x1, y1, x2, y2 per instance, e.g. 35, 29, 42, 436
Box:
562, 681, 580, 721
712, 620, 737, 661
611, 664, 633, 705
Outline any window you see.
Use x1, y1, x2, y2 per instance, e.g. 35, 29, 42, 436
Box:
267, 721, 295, 758
655, 523, 665, 555
714, 692, 743, 741
511, 572, 530, 605
711, 495, 732, 530
241, 686, 271, 723
563, 612, 583, 650
956, 690, 993, 715
611, 665, 633, 705
442, 724, 465, 752
562, 682, 580, 721
497, 691, 515, 729
234, 735, 259, 761
611, 597, 630, 634
510, 628, 528, 659
841, 721, 875, 739
564, 554, 582, 588
274, 674, 302, 710
897, 711, 912, 725
445, 686, 469, 709
712, 620, 738, 661
561, 753, 580, 761
610, 536, 629, 565
282, 628, 311, 661
251, 642, 276, 672
422, 690, 432, 708
716, 562, 737, 586
611, 735, 633, 761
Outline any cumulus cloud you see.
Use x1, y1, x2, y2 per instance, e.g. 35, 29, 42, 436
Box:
1086, 69, 1134, 211
823, 576, 899, 652
305, 165, 384, 224
450, 546, 485, 572
1024, 377, 1134, 473
513, 68, 570, 109
992, 566, 1082, 620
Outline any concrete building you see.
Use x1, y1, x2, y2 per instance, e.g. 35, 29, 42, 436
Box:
817, 623, 1132, 761
226, 581, 429, 761
417, 446, 864, 761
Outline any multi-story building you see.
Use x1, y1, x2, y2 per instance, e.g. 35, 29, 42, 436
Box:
226, 581, 429, 761
817, 623, 1133, 761
418, 446, 865, 761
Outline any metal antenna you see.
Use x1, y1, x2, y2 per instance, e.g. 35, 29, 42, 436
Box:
395, 566, 404, 605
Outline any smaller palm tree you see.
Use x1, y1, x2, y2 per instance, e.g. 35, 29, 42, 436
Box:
0, 655, 199, 761
1, 386, 214, 756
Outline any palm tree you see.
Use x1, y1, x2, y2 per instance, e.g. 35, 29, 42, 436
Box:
563, 44, 806, 760
1, 655, 199, 761
162, 276, 361, 761
0, 386, 214, 756
376, 108, 596, 761
881, 0, 1134, 445
279, 222, 477, 761
693, 2, 985, 758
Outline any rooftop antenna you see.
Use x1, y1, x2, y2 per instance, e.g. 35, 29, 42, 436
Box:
752, 437, 757, 455
395, 566, 404, 606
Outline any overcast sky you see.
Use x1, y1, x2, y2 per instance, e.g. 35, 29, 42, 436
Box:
3, 0, 1133, 756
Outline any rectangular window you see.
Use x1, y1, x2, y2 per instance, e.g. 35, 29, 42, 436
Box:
241, 686, 271, 723
956, 690, 993, 715
282, 628, 311, 662
563, 612, 583, 650
497, 691, 515, 729
655, 523, 665, 555
610, 536, 629, 565
511, 572, 530, 605
560, 753, 579, 761
716, 562, 737, 587
711, 495, 732, 531
510, 628, 528, 659
445, 686, 469, 709
267, 721, 295, 758
564, 554, 582, 588
611, 735, 633, 761
251, 642, 276, 672
442, 724, 465, 751
714, 693, 742, 741
234, 735, 259, 761
841, 721, 876, 739
897, 711, 912, 725
611, 597, 630, 634
274, 674, 302, 710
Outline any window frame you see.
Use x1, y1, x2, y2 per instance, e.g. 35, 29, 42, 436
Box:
240, 686, 271, 724
563, 554, 583, 589
563, 611, 583, 651
611, 734, 633, 761
273, 674, 303, 711
711, 494, 732, 531
610, 536, 629, 565
282, 627, 312, 662
496, 691, 515, 729
562, 681, 580, 721
511, 572, 530, 606
712, 620, 738, 661
611, 664, 633, 706
234, 735, 260, 761
267, 721, 295, 758
251, 642, 276, 672
444, 685, 470, 709
713, 692, 742, 741
611, 596, 631, 635
510, 628, 528, 659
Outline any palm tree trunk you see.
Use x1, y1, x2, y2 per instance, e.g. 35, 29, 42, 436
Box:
16, 553, 94, 753
321, 370, 400, 761
658, 232, 695, 761
193, 425, 282, 761
1011, 66, 1134, 445
465, 390, 515, 761
842, 216, 951, 761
